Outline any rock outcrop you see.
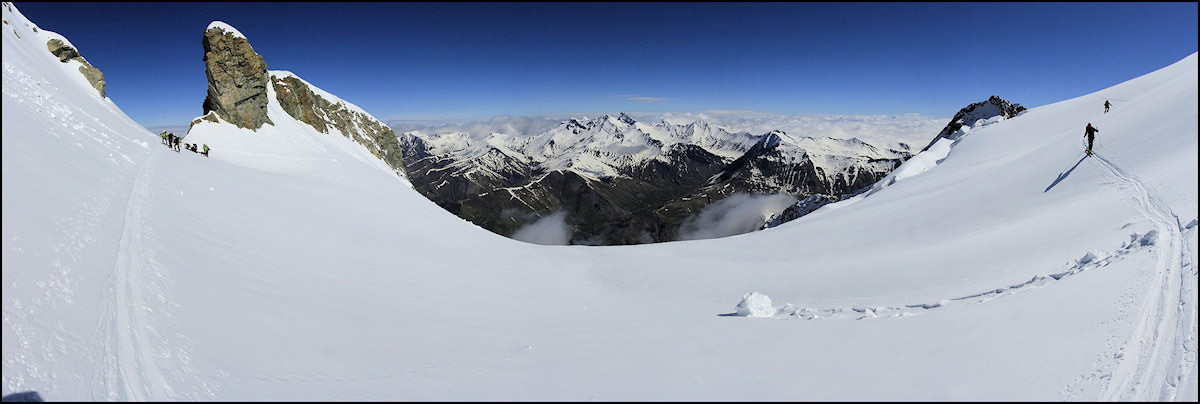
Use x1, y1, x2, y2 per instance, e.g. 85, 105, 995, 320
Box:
272, 73, 406, 175
921, 95, 1025, 152
45, 38, 105, 98
201, 22, 272, 130
191, 21, 405, 177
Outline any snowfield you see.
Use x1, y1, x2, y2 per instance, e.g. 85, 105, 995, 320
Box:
3, 3, 1197, 401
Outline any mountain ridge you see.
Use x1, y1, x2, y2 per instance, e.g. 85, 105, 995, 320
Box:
400, 113, 913, 244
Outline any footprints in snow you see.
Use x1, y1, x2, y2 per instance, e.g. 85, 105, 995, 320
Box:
735, 230, 1161, 321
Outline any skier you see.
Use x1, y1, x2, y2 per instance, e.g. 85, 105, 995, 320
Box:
172, 133, 181, 152
1084, 123, 1099, 156
161, 131, 168, 145
202, 144, 210, 157
166, 133, 175, 149
1104, 100, 1111, 113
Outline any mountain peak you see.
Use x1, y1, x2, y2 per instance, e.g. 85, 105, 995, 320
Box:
920, 95, 1026, 152
206, 21, 246, 39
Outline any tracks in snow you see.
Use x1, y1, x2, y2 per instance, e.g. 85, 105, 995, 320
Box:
97, 152, 170, 400
1090, 154, 1197, 401
744, 152, 1197, 401
762, 230, 1161, 321
94, 152, 210, 400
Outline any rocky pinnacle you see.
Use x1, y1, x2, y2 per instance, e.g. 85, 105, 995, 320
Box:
201, 23, 272, 130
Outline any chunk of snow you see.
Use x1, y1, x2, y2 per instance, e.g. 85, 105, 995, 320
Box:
735, 292, 775, 318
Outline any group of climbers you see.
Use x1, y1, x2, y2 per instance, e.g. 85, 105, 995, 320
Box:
158, 131, 209, 157
160, 131, 179, 151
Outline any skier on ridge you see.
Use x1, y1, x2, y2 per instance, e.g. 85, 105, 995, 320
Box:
1104, 100, 1111, 113
1084, 123, 1099, 156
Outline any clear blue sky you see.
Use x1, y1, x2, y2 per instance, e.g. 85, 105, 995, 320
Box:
13, 2, 1198, 128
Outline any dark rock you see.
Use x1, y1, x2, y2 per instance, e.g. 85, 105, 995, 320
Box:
922, 95, 1025, 152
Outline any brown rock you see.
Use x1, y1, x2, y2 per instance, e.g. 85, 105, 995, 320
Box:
45, 38, 105, 98
201, 24, 272, 130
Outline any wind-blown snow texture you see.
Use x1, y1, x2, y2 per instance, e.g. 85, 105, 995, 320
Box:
3, 3, 1197, 401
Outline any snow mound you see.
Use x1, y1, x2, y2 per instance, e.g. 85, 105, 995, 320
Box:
735, 292, 775, 318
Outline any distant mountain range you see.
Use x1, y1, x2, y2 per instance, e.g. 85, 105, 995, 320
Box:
398, 113, 915, 244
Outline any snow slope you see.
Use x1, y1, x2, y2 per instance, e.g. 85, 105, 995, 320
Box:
3, 2, 1196, 401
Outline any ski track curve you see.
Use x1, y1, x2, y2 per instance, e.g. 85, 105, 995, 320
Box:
740, 151, 1197, 402
1090, 153, 1196, 402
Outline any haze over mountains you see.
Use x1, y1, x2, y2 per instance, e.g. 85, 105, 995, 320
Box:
2, 2, 1196, 401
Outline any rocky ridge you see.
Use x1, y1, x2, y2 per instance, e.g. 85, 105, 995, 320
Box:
3, 1, 107, 99
921, 95, 1026, 152
43, 38, 105, 98
191, 21, 405, 176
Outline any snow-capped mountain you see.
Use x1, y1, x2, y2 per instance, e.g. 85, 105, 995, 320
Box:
399, 114, 912, 244
763, 95, 1028, 229
3, 2, 1196, 401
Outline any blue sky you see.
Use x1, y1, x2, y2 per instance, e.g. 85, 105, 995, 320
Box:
13, 2, 1198, 129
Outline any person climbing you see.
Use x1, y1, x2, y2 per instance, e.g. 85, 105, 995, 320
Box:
202, 143, 210, 157
161, 131, 168, 145
1084, 123, 1099, 156
172, 133, 181, 152
166, 133, 174, 149
1104, 100, 1111, 113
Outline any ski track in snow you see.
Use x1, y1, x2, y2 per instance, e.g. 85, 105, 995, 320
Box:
92, 152, 213, 401
1088, 153, 1196, 402
750, 151, 1197, 401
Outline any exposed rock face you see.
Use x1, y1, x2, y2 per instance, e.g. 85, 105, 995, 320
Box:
201, 24, 272, 130
272, 74, 406, 175
45, 38, 105, 97
921, 95, 1025, 151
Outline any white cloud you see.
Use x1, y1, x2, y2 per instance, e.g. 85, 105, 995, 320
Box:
634, 111, 949, 150
676, 193, 798, 241
390, 111, 950, 151
511, 211, 573, 245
